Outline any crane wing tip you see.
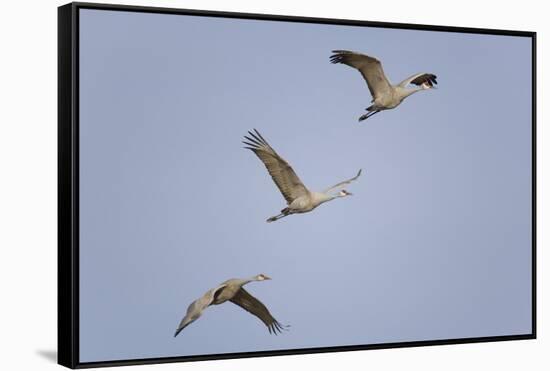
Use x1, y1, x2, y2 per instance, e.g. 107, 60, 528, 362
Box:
330, 50, 351, 64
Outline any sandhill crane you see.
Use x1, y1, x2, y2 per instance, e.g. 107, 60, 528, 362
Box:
174, 274, 287, 337
330, 50, 437, 121
243, 129, 361, 223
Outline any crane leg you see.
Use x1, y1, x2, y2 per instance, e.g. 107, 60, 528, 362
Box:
365, 104, 375, 111
266, 213, 289, 223
358, 110, 380, 122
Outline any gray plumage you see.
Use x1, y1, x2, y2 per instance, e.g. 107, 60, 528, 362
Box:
174, 274, 287, 337
330, 50, 437, 121
243, 129, 361, 222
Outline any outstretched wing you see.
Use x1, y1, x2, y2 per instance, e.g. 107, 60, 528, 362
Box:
230, 288, 288, 335
323, 169, 362, 194
398, 73, 438, 88
174, 284, 226, 337
243, 129, 309, 204
330, 50, 392, 100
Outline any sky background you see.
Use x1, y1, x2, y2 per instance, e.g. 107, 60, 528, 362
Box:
78, 9, 532, 363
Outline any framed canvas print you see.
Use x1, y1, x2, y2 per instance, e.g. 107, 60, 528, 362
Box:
58, 2, 536, 369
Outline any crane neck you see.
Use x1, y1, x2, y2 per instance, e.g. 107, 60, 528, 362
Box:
313, 192, 338, 204
317, 192, 346, 206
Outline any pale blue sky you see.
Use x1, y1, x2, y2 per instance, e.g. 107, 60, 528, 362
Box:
78, 8, 532, 363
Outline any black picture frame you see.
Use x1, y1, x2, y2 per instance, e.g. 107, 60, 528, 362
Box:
58, 2, 537, 369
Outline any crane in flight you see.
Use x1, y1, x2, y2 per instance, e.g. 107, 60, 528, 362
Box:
330, 50, 437, 121
243, 129, 361, 223
174, 274, 287, 336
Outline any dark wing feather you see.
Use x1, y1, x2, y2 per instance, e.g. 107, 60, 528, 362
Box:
410, 73, 438, 87
330, 50, 392, 100
243, 129, 308, 204
230, 288, 287, 335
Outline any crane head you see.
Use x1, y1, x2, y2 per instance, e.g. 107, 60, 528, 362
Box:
339, 190, 353, 197
421, 82, 432, 90
255, 274, 272, 281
